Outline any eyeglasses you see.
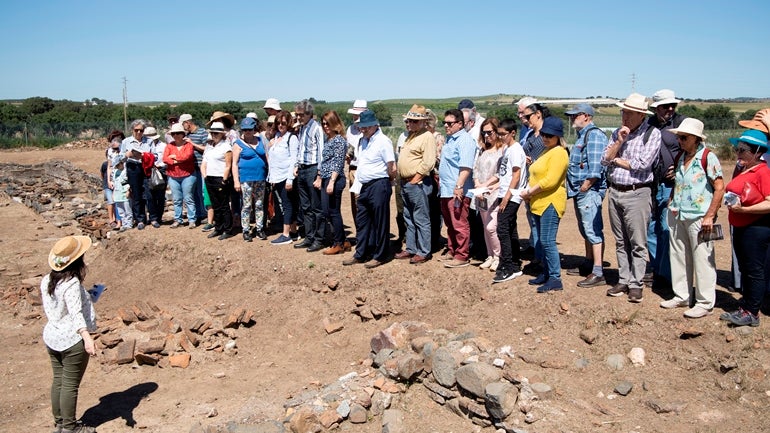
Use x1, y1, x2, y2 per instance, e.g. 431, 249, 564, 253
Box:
541, 132, 555, 139
735, 146, 752, 154
521, 112, 535, 121
404, 119, 420, 124
482, 130, 495, 136
133, 128, 144, 132
657, 103, 677, 110
443, 120, 461, 126
568, 113, 585, 119
171, 132, 185, 136
297, 112, 310, 117
321, 121, 329, 126
278, 121, 289, 126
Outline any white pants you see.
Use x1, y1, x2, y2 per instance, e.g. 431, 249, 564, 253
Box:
667, 212, 716, 309
115, 201, 133, 228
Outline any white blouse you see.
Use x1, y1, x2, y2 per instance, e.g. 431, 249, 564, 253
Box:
41, 275, 97, 351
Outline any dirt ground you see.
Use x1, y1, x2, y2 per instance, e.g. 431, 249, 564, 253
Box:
0, 147, 769, 433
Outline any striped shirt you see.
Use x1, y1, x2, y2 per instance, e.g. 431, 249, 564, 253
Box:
603, 122, 661, 186
186, 126, 209, 167
297, 118, 324, 165
567, 122, 608, 197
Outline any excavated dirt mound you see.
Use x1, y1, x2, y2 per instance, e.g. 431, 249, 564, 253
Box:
0, 148, 768, 433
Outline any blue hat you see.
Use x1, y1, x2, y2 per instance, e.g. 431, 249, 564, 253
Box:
357, 110, 379, 128
111, 154, 126, 168
729, 129, 769, 149
457, 99, 475, 110
565, 103, 595, 117
240, 117, 257, 130
540, 116, 564, 137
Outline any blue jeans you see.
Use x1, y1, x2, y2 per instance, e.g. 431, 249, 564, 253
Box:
574, 190, 604, 244
534, 204, 561, 282
321, 176, 345, 245
168, 175, 197, 224
648, 183, 672, 281
401, 178, 433, 257
297, 165, 323, 243
525, 203, 542, 261
193, 168, 206, 219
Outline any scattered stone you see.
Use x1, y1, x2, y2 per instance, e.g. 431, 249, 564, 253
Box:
606, 354, 625, 371
493, 358, 505, 368
574, 358, 590, 369
348, 403, 368, 423
288, 406, 321, 433
323, 318, 344, 335
370, 323, 409, 353
485, 381, 518, 420
318, 409, 341, 429
114, 339, 136, 364
735, 327, 753, 336
579, 328, 598, 344
423, 379, 459, 400
456, 363, 502, 398
719, 359, 738, 374
645, 399, 687, 414
530, 382, 552, 400
169, 353, 191, 368
614, 381, 633, 396
523, 327, 533, 335
134, 353, 160, 366
381, 409, 404, 433
136, 339, 164, 354
431, 347, 458, 387
725, 332, 736, 342
396, 353, 424, 381
627, 347, 645, 366
336, 400, 350, 418
373, 348, 394, 368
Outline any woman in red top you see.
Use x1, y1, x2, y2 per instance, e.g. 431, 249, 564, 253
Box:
163, 123, 197, 228
720, 129, 770, 327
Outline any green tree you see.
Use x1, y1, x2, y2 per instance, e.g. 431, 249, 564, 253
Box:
677, 104, 703, 119
739, 109, 758, 121
702, 104, 736, 130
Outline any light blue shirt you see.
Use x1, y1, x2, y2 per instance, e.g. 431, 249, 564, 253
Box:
297, 118, 324, 165
120, 136, 151, 163
439, 129, 476, 198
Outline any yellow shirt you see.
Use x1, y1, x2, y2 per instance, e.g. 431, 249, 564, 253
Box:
528, 146, 568, 217
397, 130, 437, 179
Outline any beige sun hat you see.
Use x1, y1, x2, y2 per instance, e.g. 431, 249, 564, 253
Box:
169, 123, 185, 134
48, 235, 92, 272
669, 118, 707, 140
347, 99, 367, 115
207, 111, 235, 127
403, 104, 430, 120
143, 126, 160, 140
649, 89, 682, 108
738, 108, 770, 133
616, 93, 653, 115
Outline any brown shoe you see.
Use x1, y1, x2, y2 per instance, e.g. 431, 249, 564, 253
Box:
343, 241, 352, 252
444, 258, 470, 268
577, 274, 606, 288
364, 259, 384, 269
410, 255, 428, 264
394, 251, 413, 260
342, 257, 365, 266
628, 287, 644, 303
606, 284, 629, 297
323, 244, 344, 255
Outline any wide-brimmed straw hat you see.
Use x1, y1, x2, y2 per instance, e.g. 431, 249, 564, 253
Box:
616, 93, 652, 115
403, 104, 430, 120
48, 235, 91, 272
669, 118, 707, 140
169, 123, 185, 134
144, 126, 160, 140
207, 111, 235, 127
263, 98, 281, 111
738, 108, 770, 133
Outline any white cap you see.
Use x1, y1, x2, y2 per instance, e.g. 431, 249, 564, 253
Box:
246, 112, 258, 120
347, 99, 367, 115
649, 89, 681, 108
178, 114, 193, 123
263, 98, 281, 111
144, 126, 160, 140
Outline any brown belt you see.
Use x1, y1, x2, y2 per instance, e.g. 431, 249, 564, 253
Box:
609, 182, 653, 192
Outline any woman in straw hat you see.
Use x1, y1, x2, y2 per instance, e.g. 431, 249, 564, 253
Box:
41, 236, 97, 433
659, 118, 724, 319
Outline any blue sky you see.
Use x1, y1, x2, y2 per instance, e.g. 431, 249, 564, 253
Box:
1, 0, 768, 103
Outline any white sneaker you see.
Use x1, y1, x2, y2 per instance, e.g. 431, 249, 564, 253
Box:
479, 256, 494, 269
684, 306, 713, 319
660, 298, 689, 309
490, 257, 499, 272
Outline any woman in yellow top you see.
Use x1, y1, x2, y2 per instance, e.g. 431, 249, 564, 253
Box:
520, 116, 569, 293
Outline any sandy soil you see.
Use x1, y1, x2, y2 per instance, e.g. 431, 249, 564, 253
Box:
0, 147, 768, 433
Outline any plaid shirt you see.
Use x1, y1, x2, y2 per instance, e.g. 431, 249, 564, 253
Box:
603, 122, 661, 186
567, 122, 608, 197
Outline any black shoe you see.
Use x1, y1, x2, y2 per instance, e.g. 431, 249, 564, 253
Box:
256, 230, 267, 240
294, 239, 313, 249
207, 231, 222, 238
243, 232, 253, 242
218, 232, 234, 241
528, 274, 547, 285
607, 284, 629, 297
577, 274, 606, 288
306, 242, 324, 252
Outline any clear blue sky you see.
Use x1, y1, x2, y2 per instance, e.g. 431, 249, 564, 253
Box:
1, 0, 768, 103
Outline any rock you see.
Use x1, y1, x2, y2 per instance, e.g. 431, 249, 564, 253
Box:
114, 339, 136, 364
371, 391, 391, 416
735, 327, 753, 336
606, 354, 625, 371
431, 347, 458, 387
645, 399, 687, 414
523, 327, 533, 335
396, 353, 424, 381
485, 382, 518, 420
579, 328, 598, 344
627, 347, 645, 366
456, 363, 502, 398
136, 339, 165, 354
493, 358, 505, 368
373, 348, 394, 368
411, 336, 433, 353
323, 317, 344, 334
381, 409, 404, 433
614, 381, 633, 396
348, 403, 368, 423
318, 409, 341, 429
336, 400, 350, 418
288, 407, 321, 433
134, 353, 160, 366
423, 379, 458, 400
370, 323, 409, 353
530, 382, 552, 399
574, 358, 590, 369
169, 353, 191, 368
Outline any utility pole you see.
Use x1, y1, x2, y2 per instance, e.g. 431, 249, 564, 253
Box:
122, 76, 128, 132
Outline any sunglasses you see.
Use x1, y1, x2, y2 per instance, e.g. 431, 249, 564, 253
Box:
482, 130, 495, 136
134, 128, 144, 132
443, 120, 461, 126
541, 132, 555, 139
404, 119, 420, 124
521, 112, 535, 121
735, 145, 752, 154
568, 113, 585, 119
171, 132, 185, 136
278, 121, 289, 126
